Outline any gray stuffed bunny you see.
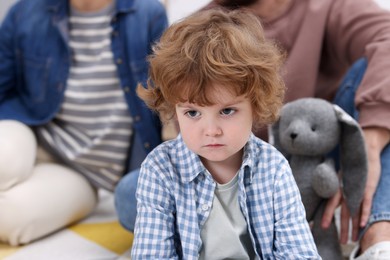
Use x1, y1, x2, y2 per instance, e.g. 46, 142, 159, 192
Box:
270, 98, 367, 260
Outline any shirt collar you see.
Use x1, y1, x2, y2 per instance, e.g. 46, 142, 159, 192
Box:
241, 133, 257, 181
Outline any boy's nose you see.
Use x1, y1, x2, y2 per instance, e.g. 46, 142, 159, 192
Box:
205, 122, 222, 136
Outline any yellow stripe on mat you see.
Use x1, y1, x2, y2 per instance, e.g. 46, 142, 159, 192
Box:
0, 243, 22, 259
69, 221, 133, 255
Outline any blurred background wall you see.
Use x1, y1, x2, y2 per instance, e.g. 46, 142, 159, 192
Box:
0, 0, 16, 22
376, 0, 390, 10
162, 0, 210, 24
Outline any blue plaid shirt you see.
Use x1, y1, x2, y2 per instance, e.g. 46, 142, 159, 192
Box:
132, 134, 321, 260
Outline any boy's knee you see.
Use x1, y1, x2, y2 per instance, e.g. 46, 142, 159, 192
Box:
116, 170, 139, 196
0, 120, 37, 190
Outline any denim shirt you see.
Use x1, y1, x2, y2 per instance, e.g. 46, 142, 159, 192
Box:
0, 0, 168, 169
132, 134, 321, 260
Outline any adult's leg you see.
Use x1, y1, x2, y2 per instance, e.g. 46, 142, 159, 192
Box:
333, 57, 367, 118
0, 120, 97, 246
114, 169, 139, 232
0, 120, 36, 190
356, 144, 390, 256
0, 164, 98, 245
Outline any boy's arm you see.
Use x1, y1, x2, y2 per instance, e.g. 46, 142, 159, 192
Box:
131, 158, 178, 259
272, 162, 321, 259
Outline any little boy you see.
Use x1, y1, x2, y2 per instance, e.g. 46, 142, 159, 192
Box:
131, 8, 321, 259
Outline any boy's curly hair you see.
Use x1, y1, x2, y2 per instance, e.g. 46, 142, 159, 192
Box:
137, 8, 286, 130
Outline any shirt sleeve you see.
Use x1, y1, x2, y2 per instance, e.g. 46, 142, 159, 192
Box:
131, 154, 179, 259
272, 160, 321, 259
0, 2, 18, 102
147, 1, 169, 56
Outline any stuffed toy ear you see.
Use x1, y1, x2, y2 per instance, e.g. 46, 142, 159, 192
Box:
269, 121, 290, 159
333, 105, 368, 216
268, 122, 279, 147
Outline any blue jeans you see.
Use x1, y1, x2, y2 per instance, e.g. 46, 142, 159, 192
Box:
334, 57, 390, 237
114, 168, 139, 232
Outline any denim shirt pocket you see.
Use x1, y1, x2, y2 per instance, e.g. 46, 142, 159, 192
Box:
129, 59, 149, 86
18, 52, 51, 103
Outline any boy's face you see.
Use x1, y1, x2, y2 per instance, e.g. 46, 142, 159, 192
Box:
175, 84, 253, 167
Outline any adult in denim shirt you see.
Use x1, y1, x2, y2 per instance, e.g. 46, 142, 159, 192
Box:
0, 0, 167, 245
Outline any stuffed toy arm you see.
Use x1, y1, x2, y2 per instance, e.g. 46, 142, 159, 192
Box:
312, 159, 339, 198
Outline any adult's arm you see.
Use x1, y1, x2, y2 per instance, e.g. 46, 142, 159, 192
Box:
325, 0, 390, 131
0, 3, 18, 103
147, 1, 168, 55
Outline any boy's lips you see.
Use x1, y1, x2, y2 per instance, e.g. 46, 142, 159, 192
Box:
205, 144, 224, 147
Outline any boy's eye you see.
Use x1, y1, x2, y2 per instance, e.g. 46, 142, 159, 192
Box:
220, 108, 235, 116
185, 110, 200, 118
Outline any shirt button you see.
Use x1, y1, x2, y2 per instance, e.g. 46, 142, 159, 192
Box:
112, 31, 118, 37
116, 58, 122, 64
134, 116, 141, 122
123, 86, 130, 92
144, 142, 150, 149
201, 204, 209, 211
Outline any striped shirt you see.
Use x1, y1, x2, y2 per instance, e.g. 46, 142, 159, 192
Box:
37, 3, 132, 191
131, 134, 321, 259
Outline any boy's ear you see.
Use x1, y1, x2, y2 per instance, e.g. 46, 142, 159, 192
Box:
333, 105, 367, 216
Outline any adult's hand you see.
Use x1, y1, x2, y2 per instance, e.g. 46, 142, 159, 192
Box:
321, 188, 360, 243
321, 127, 390, 243
359, 127, 390, 227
